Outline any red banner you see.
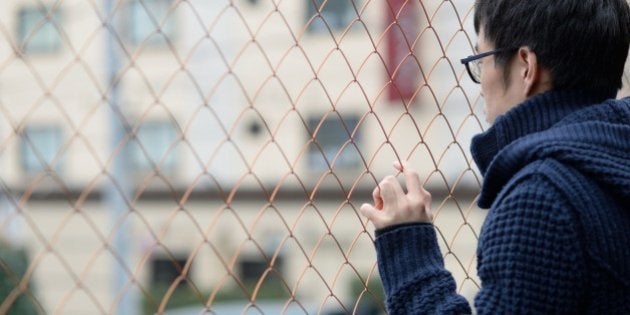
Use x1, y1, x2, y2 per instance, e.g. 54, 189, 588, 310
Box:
385, 0, 421, 102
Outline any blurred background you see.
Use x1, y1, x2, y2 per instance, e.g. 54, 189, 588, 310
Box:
0, 0, 628, 314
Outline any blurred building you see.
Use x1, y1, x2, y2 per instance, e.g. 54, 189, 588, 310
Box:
0, 0, 486, 313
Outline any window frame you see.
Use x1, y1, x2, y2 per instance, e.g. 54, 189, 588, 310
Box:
238, 254, 285, 285
125, 0, 177, 47
128, 120, 179, 173
20, 125, 64, 175
150, 255, 189, 289
305, 0, 359, 33
306, 114, 362, 171
16, 5, 63, 54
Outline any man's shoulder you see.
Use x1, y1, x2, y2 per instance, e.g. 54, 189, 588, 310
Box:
556, 96, 630, 127
500, 159, 569, 191
494, 158, 587, 208
496, 157, 622, 219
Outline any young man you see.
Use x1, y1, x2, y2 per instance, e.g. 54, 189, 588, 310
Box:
360, 0, 630, 313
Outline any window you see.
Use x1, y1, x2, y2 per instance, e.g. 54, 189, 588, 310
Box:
17, 6, 62, 54
238, 253, 288, 298
306, 0, 357, 33
240, 257, 272, 283
126, 0, 176, 46
20, 126, 63, 174
151, 255, 188, 288
307, 115, 361, 170
129, 121, 178, 171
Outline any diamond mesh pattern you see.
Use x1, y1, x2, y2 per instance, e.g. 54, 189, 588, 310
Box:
0, 0, 628, 314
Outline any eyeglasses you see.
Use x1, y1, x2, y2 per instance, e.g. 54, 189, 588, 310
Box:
460, 48, 515, 84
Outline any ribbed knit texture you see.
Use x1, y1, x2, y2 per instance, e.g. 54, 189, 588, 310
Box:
374, 90, 630, 314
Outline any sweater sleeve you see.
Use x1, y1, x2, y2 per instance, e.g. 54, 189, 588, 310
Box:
474, 174, 586, 314
374, 224, 472, 314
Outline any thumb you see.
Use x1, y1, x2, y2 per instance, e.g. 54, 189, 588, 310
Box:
360, 203, 379, 220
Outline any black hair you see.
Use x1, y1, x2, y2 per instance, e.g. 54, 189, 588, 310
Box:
474, 0, 630, 95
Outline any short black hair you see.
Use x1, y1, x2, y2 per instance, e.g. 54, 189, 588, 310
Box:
474, 0, 630, 96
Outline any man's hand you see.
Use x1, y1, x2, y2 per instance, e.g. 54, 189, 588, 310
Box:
360, 161, 433, 230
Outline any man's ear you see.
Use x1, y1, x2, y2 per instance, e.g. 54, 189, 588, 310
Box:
518, 47, 538, 96
516, 47, 551, 96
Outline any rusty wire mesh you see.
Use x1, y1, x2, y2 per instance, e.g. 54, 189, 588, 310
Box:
0, 0, 629, 314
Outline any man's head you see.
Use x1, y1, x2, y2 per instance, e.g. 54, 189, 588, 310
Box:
472, 0, 630, 123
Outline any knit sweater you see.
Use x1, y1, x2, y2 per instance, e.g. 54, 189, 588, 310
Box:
374, 90, 630, 314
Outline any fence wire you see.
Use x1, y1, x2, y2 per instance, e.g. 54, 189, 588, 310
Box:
0, 0, 628, 314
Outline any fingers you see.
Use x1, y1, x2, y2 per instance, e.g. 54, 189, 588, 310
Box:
368, 173, 405, 213
380, 175, 405, 201
360, 203, 389, 230
372, 186, 383, 210
422, 187, 432, 211
394, 160, 423, 197
393, 160, 404, 172
359, 203, 378, 219
361, 161, 433, 229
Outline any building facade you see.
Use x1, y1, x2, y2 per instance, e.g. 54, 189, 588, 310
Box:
9, 0, 617, 313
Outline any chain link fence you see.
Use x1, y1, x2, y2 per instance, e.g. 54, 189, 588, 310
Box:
0, 0, 628, 314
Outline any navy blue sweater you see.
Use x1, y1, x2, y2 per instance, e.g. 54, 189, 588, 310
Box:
374, 90, 630, 314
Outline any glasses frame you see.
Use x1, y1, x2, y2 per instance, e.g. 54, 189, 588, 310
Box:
460, 48, 515, 84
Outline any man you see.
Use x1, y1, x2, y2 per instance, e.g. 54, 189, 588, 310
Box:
360, 0, 630, 314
